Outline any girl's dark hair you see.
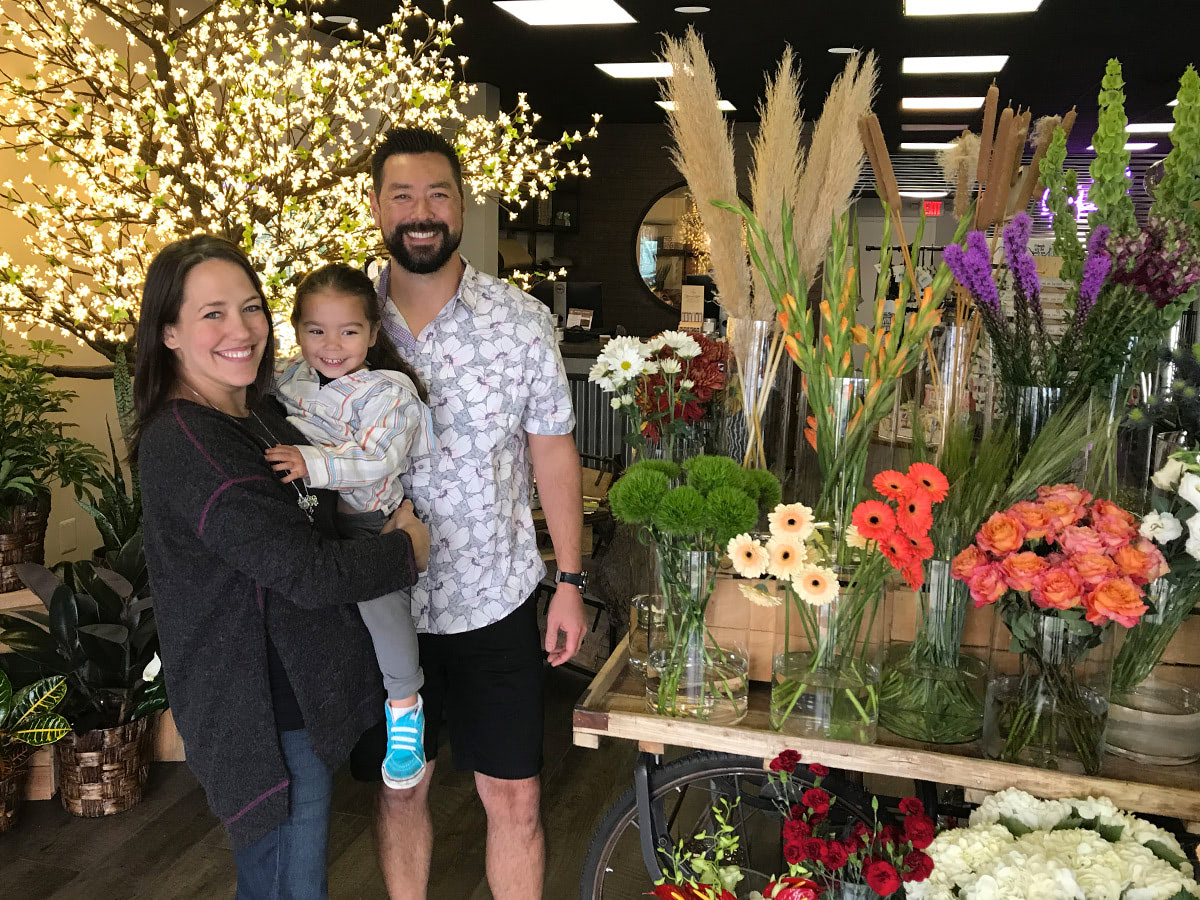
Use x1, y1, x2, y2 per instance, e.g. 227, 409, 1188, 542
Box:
131, 235, 276, 459
291, 264, 428, 403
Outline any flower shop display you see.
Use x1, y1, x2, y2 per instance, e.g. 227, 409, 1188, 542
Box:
953, 486, 1166, 774
608, 456, 781, 723
907, 787, 1200, 900
0, 672, 69, 832
588, 330, 729, 462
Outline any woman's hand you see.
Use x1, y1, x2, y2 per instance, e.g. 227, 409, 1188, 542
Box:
384, 500, 429, 572
264, 444, 309, 484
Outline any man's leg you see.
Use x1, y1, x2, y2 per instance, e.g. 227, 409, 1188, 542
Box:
475, 772, 544, 900
376, 761, 436, 900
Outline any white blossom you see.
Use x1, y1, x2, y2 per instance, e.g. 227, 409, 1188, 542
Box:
1179, 473, 1200, 512
1140, 511, 1183, 544
142, 653, 162, 682
1152, 458, 1187, 491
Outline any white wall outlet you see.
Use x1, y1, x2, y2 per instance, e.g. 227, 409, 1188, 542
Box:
58, 517, 77, 554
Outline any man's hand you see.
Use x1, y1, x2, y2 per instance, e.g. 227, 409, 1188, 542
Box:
545, 582, 588, 666
264, 444, 309, 484
385, 499, 430, 572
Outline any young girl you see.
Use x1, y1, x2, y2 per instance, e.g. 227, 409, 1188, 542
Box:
265, 264, 435, 791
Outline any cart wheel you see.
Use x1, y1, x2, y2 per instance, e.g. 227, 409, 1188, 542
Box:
579, 751, 879, 900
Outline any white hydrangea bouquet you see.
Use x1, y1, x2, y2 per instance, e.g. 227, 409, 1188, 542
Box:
1113, 450, 1200, 695
588, 330, 729, 459
907, 788, 1199, 900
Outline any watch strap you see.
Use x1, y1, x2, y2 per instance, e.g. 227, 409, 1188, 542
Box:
555, 570, 586, 588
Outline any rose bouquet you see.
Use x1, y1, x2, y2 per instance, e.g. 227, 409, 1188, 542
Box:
907, 788, 1200, 900
953, 485, 1166, 773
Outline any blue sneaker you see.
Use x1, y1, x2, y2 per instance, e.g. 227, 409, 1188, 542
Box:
382, 697, 427, 790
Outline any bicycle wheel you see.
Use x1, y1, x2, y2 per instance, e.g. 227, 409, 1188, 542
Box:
579, 751, 879, 900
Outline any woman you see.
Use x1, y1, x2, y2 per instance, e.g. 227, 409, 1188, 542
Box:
133, 235, 429, 899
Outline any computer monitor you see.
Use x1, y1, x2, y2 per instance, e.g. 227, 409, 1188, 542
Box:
529, 280, 603, 330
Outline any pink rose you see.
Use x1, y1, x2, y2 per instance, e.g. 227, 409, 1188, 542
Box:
1070, 552, 1120, 587
1040, 498, 1086, 532
1093, 514, 1139, 551
1031, 564, 1084, 611
1057, 525, 1106, 557
1037, 484, 1094, 507
1135, 538, 1170, 581
1000, 551, 1049, 592
967, 563, 1007, 607
1009, 501, 1055, 541
1093, 498, 1136, 526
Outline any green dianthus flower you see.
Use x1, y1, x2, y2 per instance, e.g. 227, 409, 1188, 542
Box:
682, 455, 748, 497
705, 485, 760, 546
742, 467, 783, 512
652, 485, 708, 537
608, 467, 670, 524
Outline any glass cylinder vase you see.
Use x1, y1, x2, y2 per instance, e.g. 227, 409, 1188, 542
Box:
982, 610, 1114, 775
646, 544, 749, 724
724, 317, 793, 476
1112, 576, 1197, 696
1013, 384, 1066, 458
879, 560, 987, 743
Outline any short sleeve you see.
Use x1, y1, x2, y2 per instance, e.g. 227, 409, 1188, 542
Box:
521, 309, 576, 435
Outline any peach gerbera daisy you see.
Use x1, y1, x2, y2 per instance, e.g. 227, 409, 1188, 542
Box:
793, 565, 839, 606
768, 502, 816, 542
727, 533, 769, 579
766, 535, 808, 580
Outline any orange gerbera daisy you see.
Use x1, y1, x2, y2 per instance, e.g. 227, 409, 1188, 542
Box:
896, 493, 935, 539
904, 531, 935, 561
873, 469, 915, 501
881, 532, 918, 570
851, 500, 897, 542
907, 462, 949, 503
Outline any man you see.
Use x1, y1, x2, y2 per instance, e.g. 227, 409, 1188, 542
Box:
365, 126, 588, 899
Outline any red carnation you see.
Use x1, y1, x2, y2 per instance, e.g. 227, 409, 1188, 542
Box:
771, 749, 802, 773
880, 824, 902, 848
789, 803, 806, 821
801, 787, 830, 815
904, 814, 937, 850
783, 839, 805, 865
808, 762, 830, 778
823, 840, 850, 869
799, 836, 826, 862
898, 797, 925, 816
783, 819, 812, 842
864, 858, 902, 896
902, 849, 935, 882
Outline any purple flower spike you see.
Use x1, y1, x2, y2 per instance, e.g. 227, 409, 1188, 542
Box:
1003, 212, 1042, 306
945, 230, 1000, 313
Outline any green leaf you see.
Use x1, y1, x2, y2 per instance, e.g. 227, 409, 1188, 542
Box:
1097, 822, 1124, 842
13, 563, 60, 609
1146, 839, 1190, 871
14, 713, 69, 746
999, 814, 1034, 836
0, 669, 10, 723
77, 623, 129, 644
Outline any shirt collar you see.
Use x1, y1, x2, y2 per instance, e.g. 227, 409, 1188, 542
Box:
377, 255, 479, 315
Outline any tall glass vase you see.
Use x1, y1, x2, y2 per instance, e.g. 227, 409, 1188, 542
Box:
982, 610, 1114, 774
645, 543, 748, 724
922, 324, 973, 456
879, 560, 987, 743
1112, 577, 1198, 695
725, 317, 791, 475
1013, 384, 1066, 459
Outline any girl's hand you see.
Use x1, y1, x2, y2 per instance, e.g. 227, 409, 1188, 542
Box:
264, 444, 308, 484
384, 500, 430, 572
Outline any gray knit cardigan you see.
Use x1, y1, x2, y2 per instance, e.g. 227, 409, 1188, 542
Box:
139, 398, 418, 849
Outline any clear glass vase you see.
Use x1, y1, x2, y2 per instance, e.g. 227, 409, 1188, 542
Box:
642, 422, 706, 464
627, 592, 665, 675
1013, 384, 1066, 458
879, 560, 987, 743
982, 610, 1114, 774
645, 544, 749, 724
1111, 577, 1198, 695
724, 316, 793, 476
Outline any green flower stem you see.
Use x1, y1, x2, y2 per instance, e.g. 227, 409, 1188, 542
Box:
1112, 576, 1199, 695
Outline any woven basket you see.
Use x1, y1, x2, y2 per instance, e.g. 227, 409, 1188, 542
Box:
0, 494, 51, 593
55, 717, 152, 817
0, 769, 27, 833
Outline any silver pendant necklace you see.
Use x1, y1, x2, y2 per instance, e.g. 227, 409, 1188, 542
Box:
182, 383, 320, 524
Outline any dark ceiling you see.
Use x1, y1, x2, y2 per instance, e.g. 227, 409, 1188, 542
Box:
324, 0, 1196, 156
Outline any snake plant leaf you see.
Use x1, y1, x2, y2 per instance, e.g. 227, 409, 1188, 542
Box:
10, 675, 66, 726
14, 713, 70, 746
0, 670, 11, 723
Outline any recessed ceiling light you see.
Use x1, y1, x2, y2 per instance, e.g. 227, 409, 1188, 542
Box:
898, 190, 951, 198
596, 62, 673, 78
493, 0, 635, 26
902, 55, 1009, 74
1086, 141, 1159, 152
901, 123, 969, 131
828, 47, 858, 54
674, 5, 711, 11
899, 142, 956, 151
905, 0, 1042, 14
902, 96, 986, 110
656, 99, 736, 112
1126, 123, 1175, 133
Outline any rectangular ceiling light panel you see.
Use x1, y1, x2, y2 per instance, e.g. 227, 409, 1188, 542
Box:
902, 96, 986, 110
656, 100, 736, 111
899, 142, 956, 151
905, 0, 1042, 14
595, 62, 673, 78
903, 55, 1009, 74
1086, 142, 1159, 151
494, 0, 635, 26
1125, 123, 1175, 133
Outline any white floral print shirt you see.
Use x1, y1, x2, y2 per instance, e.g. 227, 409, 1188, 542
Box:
372, 259, 575, 634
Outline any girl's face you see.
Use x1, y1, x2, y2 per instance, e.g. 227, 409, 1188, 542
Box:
162, 258, 269, 401
295, 289, 378, 380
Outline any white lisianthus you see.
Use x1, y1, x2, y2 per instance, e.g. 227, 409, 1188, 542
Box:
621, 394, 635, 406
1186, 535, 1200, 561
1139, 511, 1183, 544
1179, 472, 1200, 512
1188, 511, 1200, 541
1151, 457, 1187, 491
659, 357, 682, 375
142, 653, 162, 682
609, 397, 622, 410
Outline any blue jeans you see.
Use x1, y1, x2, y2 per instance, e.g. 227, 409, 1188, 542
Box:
233, 729, 332, 900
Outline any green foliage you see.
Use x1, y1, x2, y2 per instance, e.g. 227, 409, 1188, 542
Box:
1039, 129, 1085, 284
0, 339, 102, 511
607, 464, 671, 524
1088, 59, 1137, 236
634, 459, 682, 481
656, 797, 743, 893
76, 421, 141, 555
652, 486, 708, 537
1154, 65, 1200, 228
705, 486, 759, 546
0, 531, 165, 733
681, 455, 746, 497
0, 670, 69, 780
741, 466, 783, 511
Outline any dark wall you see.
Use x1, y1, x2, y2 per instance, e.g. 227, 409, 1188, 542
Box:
557, 122, 756, 337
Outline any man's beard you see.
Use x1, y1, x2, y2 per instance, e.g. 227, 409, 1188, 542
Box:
384, 219, 462, 275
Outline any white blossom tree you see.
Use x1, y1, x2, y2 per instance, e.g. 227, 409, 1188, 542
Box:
0, 0, 596, 358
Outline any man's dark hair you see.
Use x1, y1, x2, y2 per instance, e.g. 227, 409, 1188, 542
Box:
371, 127, 463, 196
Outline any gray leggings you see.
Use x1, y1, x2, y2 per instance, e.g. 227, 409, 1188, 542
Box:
337, 508, 423, 701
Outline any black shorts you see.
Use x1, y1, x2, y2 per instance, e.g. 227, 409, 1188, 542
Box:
350, 593, 545, 782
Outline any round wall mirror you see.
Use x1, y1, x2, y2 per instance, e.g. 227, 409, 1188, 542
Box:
634, 183, 715, 312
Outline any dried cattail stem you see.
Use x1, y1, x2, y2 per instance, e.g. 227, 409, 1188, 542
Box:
979, 106, 1015, 227
1017, 115, 1062, 214
1061, 106, 1077, 142
976, 83, 1001, 193
1005, 110, 1030, 218
857, 114, 900, 208
955, 155, 970, 219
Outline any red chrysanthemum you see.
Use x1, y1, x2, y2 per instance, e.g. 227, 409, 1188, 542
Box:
864, 858, 902, 896
907, 462, 950, 503
897, 492, 935, 538
852, 500, 898, 542
874, 469, 916, 501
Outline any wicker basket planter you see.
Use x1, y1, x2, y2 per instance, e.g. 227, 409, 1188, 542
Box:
55, 717, 152, 817
0, 769, 27, 833
0, 494, 51, 593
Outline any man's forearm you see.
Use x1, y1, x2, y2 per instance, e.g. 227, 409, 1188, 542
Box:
528, 433, 583, 572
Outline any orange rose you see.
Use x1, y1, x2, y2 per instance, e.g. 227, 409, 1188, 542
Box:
967, 563, 1007, 608
1135, 538, 1170, 581
1009, 501, 1054, 541
1085, 577, 1148, 628
1057, 525, 1106, 557
1000, 551, 1049, 592
976, 512, 1026, 556
1040, 498, 1085, 532
1113, 544, 1151, 583
1037, 484, 1093, 507
1032, 565, 1084, 611
952, 545, 989, 580
1092, 498, 1136, 526
1070, 552, 1119, 587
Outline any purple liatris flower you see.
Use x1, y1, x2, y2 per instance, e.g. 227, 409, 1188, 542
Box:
1003, 212, 1043, 332
1077, 225, 1112, 325
945, 230, 1000, 313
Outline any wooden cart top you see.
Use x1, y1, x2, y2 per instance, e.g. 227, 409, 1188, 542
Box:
573, 644, 1200, 824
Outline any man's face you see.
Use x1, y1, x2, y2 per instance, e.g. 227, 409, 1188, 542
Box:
370, 152, 464, 275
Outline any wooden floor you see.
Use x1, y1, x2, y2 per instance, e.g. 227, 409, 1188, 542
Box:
0, 667, 639, 899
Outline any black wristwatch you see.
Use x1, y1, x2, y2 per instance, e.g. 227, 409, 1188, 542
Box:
555, 570, 588, 590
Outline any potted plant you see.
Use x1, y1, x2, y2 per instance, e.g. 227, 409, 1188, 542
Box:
0, 671, 69, 832
0, 338, 102, 591
0, 532, 166, 816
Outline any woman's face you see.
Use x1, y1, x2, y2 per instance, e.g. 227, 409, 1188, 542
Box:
162, 258, 269, 402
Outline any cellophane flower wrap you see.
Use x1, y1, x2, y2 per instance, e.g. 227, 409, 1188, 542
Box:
953, 485, 1165, 773
906, 787, 1200, 900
